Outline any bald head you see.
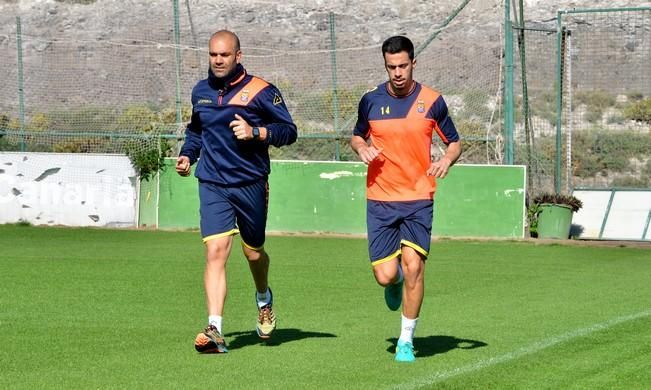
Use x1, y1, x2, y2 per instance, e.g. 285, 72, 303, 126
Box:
210, 30, 240, 52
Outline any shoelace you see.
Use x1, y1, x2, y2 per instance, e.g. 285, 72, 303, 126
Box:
205, 326, 224, 342
258, 305, 274, 324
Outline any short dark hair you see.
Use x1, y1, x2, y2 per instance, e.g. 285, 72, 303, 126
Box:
382, 36, 414, 60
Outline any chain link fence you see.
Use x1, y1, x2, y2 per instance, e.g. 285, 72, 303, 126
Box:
514, 7, 651, 196
0, 0, 504, 166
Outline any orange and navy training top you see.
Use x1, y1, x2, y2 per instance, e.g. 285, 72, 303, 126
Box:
353, 82, 459, 202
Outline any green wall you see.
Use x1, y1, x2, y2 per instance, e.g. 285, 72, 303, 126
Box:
137, 176, 159, 228
433, 164, 526, 237
140, 160, 525, 238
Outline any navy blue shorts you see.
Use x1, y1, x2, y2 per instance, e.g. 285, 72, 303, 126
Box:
198, 179, 269, 249
367, 199, 433, 266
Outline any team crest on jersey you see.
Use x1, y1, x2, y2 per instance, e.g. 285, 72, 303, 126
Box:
240, 90, 250, 102
417, 100, 425, 113
273, 93, 282, 105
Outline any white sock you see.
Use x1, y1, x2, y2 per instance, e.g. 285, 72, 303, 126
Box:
208, 315, 222, 334
256, 288, 271, 308
398, 314, 418, 344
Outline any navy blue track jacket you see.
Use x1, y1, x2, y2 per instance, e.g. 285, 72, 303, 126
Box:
180, 64, 297, 185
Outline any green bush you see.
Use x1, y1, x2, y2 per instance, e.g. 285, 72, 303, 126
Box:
611, 175, 649, 187
459, 89, 492, 122
584, 110, 603, 124
571, 130, 651, 178
627, 91, 644, 102
606, 114, 625, 125
575, 90, 616, 110
125, 138, 172, 182
644, 159, 651, 177
48, 106, 118, 132
158, 105, 192, 126
623, 97, 651, 124
28, 113, 50, 132
575, 91, 616, 125
523, 91, 557, 125
116, 105, 157, 133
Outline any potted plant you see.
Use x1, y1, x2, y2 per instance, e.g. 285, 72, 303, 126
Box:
528, 193, 583, 239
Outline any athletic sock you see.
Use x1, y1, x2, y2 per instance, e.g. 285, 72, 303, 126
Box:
208, 315, 223, 334
398, 314, 418, 344
256, 287, 271, 308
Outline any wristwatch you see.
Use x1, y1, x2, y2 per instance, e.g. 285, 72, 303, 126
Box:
252, 127, 260, 140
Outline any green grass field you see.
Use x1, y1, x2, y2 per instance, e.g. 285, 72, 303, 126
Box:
1, 224, 650, 389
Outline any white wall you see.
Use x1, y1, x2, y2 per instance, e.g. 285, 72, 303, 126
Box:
573, 189, 651, 241
0, 153, 137, 227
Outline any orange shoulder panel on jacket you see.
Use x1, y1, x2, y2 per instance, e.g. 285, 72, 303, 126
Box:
228, 77, 270, 106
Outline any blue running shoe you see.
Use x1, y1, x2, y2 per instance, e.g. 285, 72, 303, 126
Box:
384, 280, 403, 311
395, 340, 415, 362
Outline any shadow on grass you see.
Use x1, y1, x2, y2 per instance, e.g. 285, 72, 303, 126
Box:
385, 335, 487, 357
225, 328, 336, 350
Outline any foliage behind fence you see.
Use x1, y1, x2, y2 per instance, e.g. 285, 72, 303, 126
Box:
2, 2, 648, 194
0, 0, 504, 165
514, 7, 651, 195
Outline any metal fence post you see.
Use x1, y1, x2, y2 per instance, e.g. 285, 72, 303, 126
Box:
555, 11, 564, 194
328, 12, 340, 160
16, 16, 26, 152
172, 0, 182, 127
504, 0, 515, 165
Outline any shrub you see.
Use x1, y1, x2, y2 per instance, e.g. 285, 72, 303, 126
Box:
125, 138, 172, 182
575, 91, 616, 125
627, 91, 644, 102
116, 105, 157, 133
531, 193, 583, 212
28, 113, 50, 132
571, 130, 651, 178
526, 91, 557, 125
611, 176, 649, 187
623, 97, 651, 124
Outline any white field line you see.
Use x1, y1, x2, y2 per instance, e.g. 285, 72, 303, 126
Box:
394, 308, 651, 390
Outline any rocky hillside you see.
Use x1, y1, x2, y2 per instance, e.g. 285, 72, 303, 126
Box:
1, 0, 649, 112
2, 0, 649, 49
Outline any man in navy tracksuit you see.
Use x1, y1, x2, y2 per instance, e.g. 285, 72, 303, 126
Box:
176, 30, 297, 353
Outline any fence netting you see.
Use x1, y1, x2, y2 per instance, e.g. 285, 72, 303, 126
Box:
0, 0, 504, 165
514, 8, 651, 195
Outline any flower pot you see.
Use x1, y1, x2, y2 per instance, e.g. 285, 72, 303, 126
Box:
537, 203, 573, 239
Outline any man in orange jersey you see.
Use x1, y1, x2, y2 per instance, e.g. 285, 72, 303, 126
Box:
351, 35, 462, 362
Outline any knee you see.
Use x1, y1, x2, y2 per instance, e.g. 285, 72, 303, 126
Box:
243, 247, 266, 262
373, 267, 395, 287
403, 260, 424, 276
206, 247, 227, 264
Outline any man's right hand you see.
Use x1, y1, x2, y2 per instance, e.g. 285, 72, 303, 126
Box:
176, 156, 191, 176
356, 145, 383, 165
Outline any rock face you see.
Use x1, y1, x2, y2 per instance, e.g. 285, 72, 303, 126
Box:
0, 0, 649, 112
1, 0, 648, 45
